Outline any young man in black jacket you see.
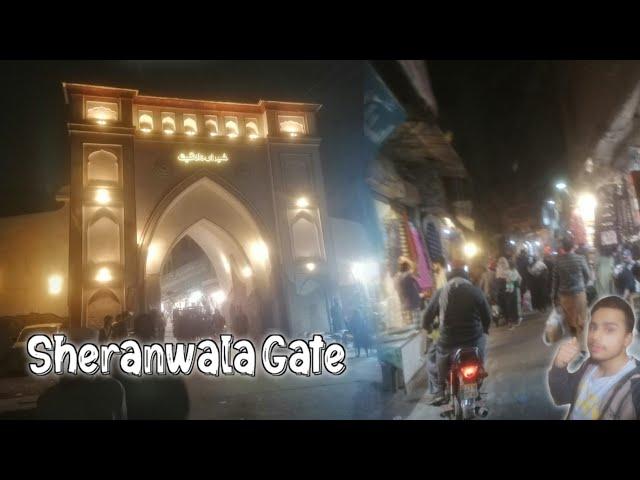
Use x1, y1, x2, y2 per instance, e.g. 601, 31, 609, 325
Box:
547, 295, 640, 420
423, 260, 491, 404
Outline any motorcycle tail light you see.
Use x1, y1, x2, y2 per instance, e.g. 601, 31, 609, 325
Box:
461, 365, 478, 381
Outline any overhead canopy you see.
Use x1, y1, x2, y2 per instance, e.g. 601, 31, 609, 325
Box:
380, 121, 469, 179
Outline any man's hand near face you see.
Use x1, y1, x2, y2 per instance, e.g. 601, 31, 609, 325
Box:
554, 337, 581, 369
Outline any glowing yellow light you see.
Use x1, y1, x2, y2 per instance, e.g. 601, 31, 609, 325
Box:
95, 189, 111, 205
289, 132, 298, 137
209, 131, 218, 137
140, 127, 151, 133
228, 133, 238, 139
305, 262, 316, 272
577, 192, 597, 223
463, 242, 479, 258
96, 119, 107, 125
147, 244, 159, 265
185, 130, 196, 136
296, 197, 310, 208
241, 266, 253, 278
220, 253, 231, 274
48, 275, 63, 295
250, 241, 269, 264
96, 267, 112, 283
249, 134, 258, 140
164, 129, 175, 135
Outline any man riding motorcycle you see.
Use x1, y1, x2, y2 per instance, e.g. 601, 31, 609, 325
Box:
422, 259, 492, 405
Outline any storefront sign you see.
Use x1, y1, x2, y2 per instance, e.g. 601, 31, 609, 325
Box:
178, 152, 229, 164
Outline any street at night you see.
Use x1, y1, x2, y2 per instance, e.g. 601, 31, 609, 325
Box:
2, 60, 640, 421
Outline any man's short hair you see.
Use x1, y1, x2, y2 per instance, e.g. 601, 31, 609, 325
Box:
561, 236, 574, 252
590, 295, 636, 333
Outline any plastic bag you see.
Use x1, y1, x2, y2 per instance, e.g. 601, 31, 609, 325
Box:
543, 307, 565, 346
522, 290, 533, 313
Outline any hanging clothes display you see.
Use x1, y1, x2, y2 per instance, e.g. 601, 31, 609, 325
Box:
595, 184, 619, 250
382, 213, 403, 277
401, 210, 416, 263
409, 222, 433, 291
423, 219, 444, 261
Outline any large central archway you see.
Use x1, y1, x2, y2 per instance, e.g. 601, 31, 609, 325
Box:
138, 173, 281, 335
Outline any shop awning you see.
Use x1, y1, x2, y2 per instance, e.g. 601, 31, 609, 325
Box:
380, 121, 469, 179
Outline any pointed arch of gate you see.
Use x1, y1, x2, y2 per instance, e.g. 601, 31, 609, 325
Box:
136, 170, 286, 332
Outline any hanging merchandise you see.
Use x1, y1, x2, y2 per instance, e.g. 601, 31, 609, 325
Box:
595, 184, 619, 250
613, 177, 639, 242
624, 173, 640, 238
383, 213, 402, 277
423, 218, 444, 261
401, 210, 417, 264
569, 211, 587, 246
409, 222, 433, 291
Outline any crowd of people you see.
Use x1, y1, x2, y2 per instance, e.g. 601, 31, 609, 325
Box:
474, 236, 640, 333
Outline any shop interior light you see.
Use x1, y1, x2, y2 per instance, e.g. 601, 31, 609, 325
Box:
577, 192, 597, 222
241, 266, 253, 278
188, 290, 203, 304
509, 240, 516, 245
211, 290, 227, 305
463, 242, 479, 258
547, 200, 556, 205
96, 119, 107, 125
305, 262, 316, 272
351, 261, 378, 283
228, 133, 238, 139
555, 182, 567, 191
163, 129, 175, 135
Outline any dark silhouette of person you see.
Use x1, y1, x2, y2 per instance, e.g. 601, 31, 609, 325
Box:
212, 308, 226, 336
349, 309, 372, 357
330, 298, 345, 332
99, 315, 113, 343
232, 304, 249, 337
110, 313, 190, 420
36, 328, 127, 420
37, 376, 127, 420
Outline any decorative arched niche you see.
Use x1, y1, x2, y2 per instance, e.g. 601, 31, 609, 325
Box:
86, 288, 121, 330
87, 150, 119, 184
291, 212, 322, 259
87, 210, 121, 264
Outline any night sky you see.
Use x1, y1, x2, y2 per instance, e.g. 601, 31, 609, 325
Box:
0, 60, 568, 236
429, 60, 568, 235
0, 60, 363, 218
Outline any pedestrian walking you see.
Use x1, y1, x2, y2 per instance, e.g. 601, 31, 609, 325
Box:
551, 236, 591, 368
348, 309, 372, 357
528, 256, 549, 312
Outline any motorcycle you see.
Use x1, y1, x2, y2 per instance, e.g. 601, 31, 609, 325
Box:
440, 346, 489, 420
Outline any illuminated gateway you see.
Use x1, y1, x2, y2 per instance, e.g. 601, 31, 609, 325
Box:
0, 83, 336, 336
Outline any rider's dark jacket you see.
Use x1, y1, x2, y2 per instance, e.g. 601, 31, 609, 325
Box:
422, 270, 491, 348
